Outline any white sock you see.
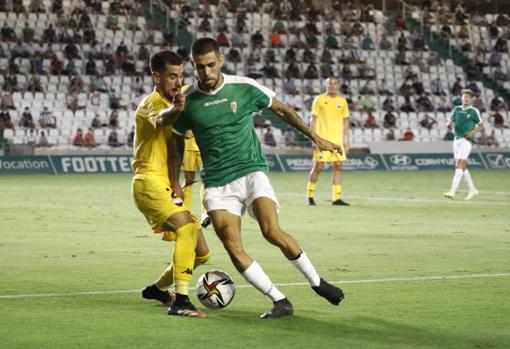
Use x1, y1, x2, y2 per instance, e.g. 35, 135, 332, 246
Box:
290, 250, 321, 287
449, 168, 463, 193
241, 261, 285, 302
463, 170, 476, 191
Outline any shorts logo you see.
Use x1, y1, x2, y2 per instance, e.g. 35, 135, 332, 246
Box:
230, 101, 237, 113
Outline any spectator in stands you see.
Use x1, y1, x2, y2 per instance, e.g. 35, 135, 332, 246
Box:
106, 14, 120, 31
416, 94, 434, 112
325, 34, 339, 49
379, 35, 392, 50
304, 64, 319, 79
108, 130, 122, 147
216, 32, 230, 47
437, 97, 451, 113
91, 113, 102, 129
361, 34, 374, 50
0, 105, 14, 129
263, 121, 277, 147
431, 78, 446, 96
494, 37, 508, 53
93, 74, 109, 93
490, 95, 507, 112
43, 23, 57, 43
420, 113, 437, 130
0, 88, 15, 110
451, 77, 463, 96
395, 50, 409, 65
400, 96, 416, 113
383, 111, 397, 128
486, 130, 500, 147
108, 110, 120, 128
440, 24, 452, 39
73, 128, 84, 146
381, 97, 395, 112
395, 15, 407, 30
385, 129, 396, 140
37, 131, 50, 147
251, 30, 264, 48
473, 96, 487, 113
490, 110, 508, 128
364, 112, 379, 129
19, 107, 35, 129
401, 127, 415, 141
50, 55, 64, 75
227, 48, 242, 64
1, 22, 16, 42
83, 128, 96, 147
39, 107, 57, 128
284, 127, 296, 147
489, 51, 502, 67
359, 95, 375, 113
22, 22, 35, 42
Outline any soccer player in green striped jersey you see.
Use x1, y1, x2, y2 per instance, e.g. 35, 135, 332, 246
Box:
444, 89, 485, 200
159, 38, 345, 319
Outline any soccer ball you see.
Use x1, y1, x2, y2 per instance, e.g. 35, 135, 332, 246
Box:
196, 270, 235, 309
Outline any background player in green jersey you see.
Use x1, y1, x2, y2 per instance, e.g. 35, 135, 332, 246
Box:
159, 38, 345, 319
444, 89, 485, 200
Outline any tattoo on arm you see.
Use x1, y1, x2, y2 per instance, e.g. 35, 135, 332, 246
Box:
270, 99, 313, 138
167, 133, 184, 185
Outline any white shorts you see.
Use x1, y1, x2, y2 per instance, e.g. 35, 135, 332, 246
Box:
453, 138, 472, 160
203, 171, 280, 219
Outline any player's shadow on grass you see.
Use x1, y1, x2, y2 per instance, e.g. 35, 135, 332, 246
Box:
214, 311, 504, 348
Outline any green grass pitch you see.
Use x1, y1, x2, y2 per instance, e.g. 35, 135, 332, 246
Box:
1, 170, 509, 349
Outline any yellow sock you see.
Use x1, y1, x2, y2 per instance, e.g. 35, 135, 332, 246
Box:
333, 184, 342, 201
307, 181, 317, 198
194, 250, 212, 268
154, 251, 211, 290
183, 185, 193, 209
173, 223, 198, 295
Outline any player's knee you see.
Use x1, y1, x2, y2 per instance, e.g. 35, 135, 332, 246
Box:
261, 226, 284, 246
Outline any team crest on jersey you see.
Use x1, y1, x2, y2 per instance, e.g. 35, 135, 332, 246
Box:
337, 103, 342, 108
230, 101, 237, 113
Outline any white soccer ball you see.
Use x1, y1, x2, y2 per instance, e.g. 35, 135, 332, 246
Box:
196, 270, 236, 309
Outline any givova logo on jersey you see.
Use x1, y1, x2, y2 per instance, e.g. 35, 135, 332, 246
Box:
203, 98, 228, 107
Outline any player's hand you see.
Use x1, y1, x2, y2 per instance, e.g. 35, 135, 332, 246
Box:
313, 135, 343, 155
173, 93, 185, 111
465, 130, 476, 139
171, 183, 184, 200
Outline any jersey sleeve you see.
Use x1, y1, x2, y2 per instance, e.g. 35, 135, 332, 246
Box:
311, 96, 321, 116
248, 78, 276, 109
449, 107, 457, 122
341, 98, 350, 119
473, 108, 483, 124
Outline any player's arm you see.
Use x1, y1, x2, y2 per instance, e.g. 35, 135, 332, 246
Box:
343, 118, 350, 154
156, 93, 185, 127
465, 122, 485, 139
167, 132, 185, 199
270, 98, 342, 154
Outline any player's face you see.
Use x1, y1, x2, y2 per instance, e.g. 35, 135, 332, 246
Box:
326, 78, 339, 95
152, 63, 184, 102
462, 93, 472, 106
192, 51, 224, 91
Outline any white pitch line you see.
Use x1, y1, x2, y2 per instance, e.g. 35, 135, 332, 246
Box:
1, 273, 509, 300
278, 192, 510, 206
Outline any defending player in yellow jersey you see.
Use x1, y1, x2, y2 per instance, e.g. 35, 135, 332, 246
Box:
182, 130, 211, 228
131, 50, 210, 317
306, 76, 351, 206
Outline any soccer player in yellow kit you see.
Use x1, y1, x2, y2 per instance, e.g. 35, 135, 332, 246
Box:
306, 76, 350, 206
182, 130, 210, 227
131, 50, 210, 317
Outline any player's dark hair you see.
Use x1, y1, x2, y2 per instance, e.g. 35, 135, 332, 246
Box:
191, 38, 220, 58
150, 50, 182, 73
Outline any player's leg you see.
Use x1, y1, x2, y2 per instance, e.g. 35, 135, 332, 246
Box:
163, 211, 206, 317
208, 209, 292, 318
252, 197, 344, 306
199, 182, 211, 228
444, 139, 463, 199
182, 170, 196, 208
459, 141, 478, 200
307, 161, 324, 205
332, 161, 349, 205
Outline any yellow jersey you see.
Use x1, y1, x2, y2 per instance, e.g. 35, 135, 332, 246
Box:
311, 93, 349, 144
131, 89, 174, 180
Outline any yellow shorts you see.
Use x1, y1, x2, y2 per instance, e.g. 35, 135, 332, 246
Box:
182, 150, 202, 172
313, 146, 346, 162
132, 174, 190, 241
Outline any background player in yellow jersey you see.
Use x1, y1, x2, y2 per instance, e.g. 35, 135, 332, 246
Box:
306, 76, 350, 206
182, 129, 210, 228
131, 50, 210, 317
